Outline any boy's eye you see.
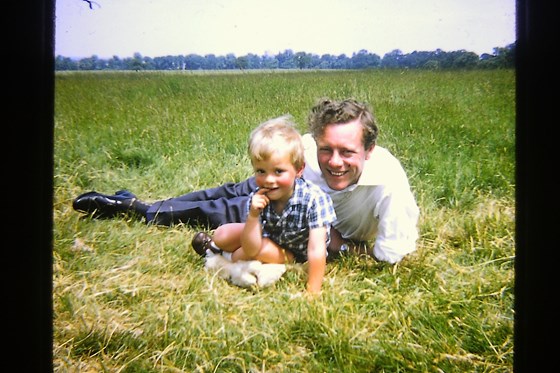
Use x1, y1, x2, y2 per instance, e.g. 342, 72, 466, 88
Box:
254, 168, 286, 175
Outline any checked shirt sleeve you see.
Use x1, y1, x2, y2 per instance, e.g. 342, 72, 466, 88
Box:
307, 186, 337, 230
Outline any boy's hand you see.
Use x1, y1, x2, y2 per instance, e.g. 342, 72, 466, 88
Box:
249, 188, 270, 216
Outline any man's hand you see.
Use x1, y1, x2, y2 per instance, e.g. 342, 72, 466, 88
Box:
327, 233, 372, 259
345, 241, 372, 256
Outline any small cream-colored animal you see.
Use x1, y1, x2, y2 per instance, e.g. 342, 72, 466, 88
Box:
204, 251, 287, 288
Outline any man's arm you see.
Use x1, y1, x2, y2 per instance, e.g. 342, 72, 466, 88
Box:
327, 226, 371, 257
371, 187, 419, 263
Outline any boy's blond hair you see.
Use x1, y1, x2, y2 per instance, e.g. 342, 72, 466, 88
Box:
248, 116, 305, 170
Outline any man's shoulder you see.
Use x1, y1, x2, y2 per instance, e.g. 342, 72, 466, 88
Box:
302, 133, 314, 142
359, 145, 410, 186
370, 145, 398, 161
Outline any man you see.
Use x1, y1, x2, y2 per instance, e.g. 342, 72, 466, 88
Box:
73, 98, 419, 263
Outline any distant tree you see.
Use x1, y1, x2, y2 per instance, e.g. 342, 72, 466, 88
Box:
107, 55, 123, 70
245, 53, 262, 69
403, 51, 435, 68
277, 50, 296, 69
185, 53, 205, 70
55, 55, 78, 70
451, 50, 479, 69
350, 49, 380, 69
223, 54, 237, 69
78, 55, 103, 70
493, 44, 515, 68
381, 49, 403, 68
335, 54, 349, 69
318, 54, 333, 69
478, 43, 515, 69
422, 60, 440, 70
295, 52, 311, 69
204, 54, 221, 69
262, 55, 279, 69
236, 56, 249, 70
129, 52, 145, 70
153, 55, 173, 70
142, 56, 155, 70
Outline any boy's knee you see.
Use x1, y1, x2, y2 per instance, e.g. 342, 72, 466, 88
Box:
212, 226, 225, 245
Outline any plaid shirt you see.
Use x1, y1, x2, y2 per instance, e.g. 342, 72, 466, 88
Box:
246, 178, 337, 262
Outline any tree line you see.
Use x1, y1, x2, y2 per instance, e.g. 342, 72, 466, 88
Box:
55, 43, 515, 71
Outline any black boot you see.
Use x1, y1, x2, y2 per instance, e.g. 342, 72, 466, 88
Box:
73, 190, 141, 219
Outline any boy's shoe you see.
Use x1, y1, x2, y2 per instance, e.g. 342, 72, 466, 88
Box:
73, 190, 137, 219
191, 232, 221, 256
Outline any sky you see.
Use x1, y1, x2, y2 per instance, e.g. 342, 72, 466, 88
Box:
55, 0, 516, 59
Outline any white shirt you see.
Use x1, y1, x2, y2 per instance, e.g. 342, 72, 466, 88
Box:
302, 133, 420, 263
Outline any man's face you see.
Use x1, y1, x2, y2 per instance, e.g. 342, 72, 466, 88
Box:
315, 119, 374, 191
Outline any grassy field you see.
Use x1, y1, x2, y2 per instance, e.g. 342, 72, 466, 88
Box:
53, 69, 515, 372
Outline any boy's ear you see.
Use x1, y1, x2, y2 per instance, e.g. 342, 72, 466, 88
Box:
297, 162, 306, 177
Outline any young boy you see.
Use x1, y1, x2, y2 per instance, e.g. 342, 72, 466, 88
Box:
192, 116, 337, 294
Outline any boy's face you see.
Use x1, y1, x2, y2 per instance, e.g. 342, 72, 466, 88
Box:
252, 152, 303, 204
315, 119, 374, 191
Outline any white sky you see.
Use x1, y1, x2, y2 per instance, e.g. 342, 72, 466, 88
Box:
55, 0, 516, 59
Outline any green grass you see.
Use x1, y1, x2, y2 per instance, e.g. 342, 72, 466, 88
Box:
53, 69, 515, 372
